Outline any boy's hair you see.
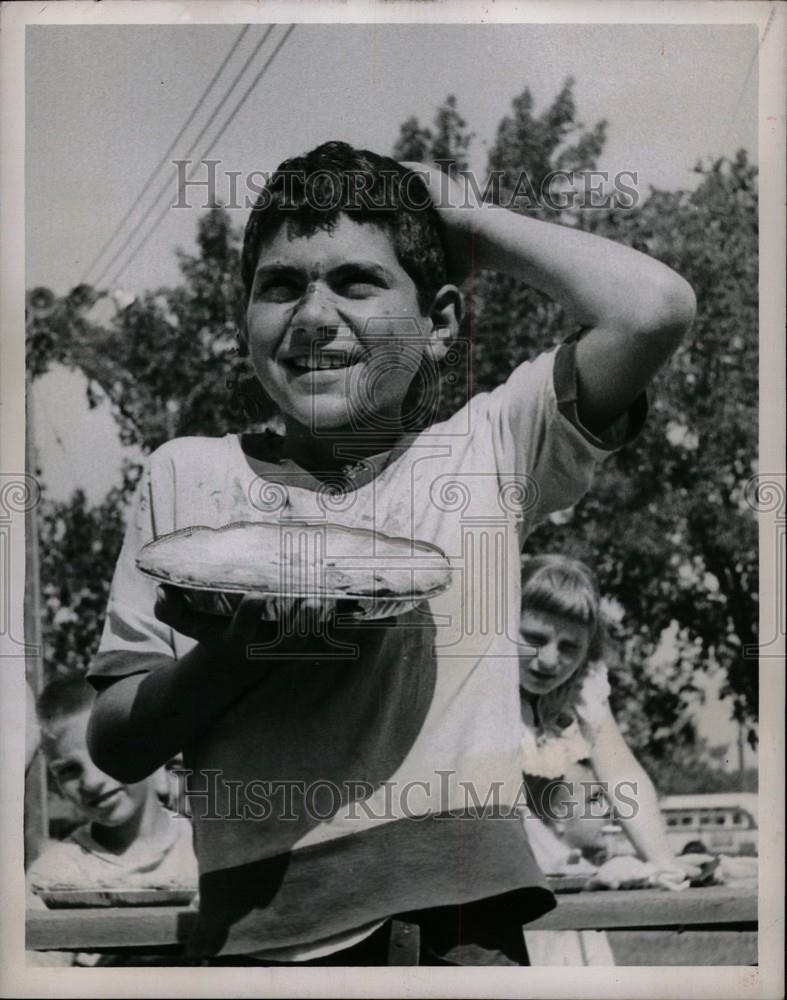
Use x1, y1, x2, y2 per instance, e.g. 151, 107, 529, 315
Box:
37, 672, 95, 743
520, 554, 609, 735
241, 141, 448, 314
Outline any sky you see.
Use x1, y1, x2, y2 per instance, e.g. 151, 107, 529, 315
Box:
25, 22, 759, 502
24, 21, 760, 763
26, 23, 758, 296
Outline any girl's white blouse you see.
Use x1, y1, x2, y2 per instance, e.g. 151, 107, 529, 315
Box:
519, 661, 611, 778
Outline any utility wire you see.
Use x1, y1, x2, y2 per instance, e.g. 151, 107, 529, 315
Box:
97, 23, 283, 289
81, 25, 250, 286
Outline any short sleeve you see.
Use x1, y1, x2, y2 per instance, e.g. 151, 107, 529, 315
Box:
86, 456, 177, 686
486, 333, 647, 527
574, 661, 612, 738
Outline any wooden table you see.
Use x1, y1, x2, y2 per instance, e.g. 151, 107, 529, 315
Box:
528, 883, 758, 966
27, 884, 757, 966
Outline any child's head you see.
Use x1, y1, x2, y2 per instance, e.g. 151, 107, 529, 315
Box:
546, 760, 610, 858
518, 554, 606, 723
240, 141, 462, 433
37, 674, 152, 829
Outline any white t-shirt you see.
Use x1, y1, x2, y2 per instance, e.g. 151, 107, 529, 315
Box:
89, 340, 645, 958
27, 811, 198, 896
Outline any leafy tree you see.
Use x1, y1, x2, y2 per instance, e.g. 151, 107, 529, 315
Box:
648, 737, 758, 795
36, 463, 141, 678
533, 151, 759, 766
27, 207, 270, 683
27, 207, 271, 454
391, 85, 758, 775
392, 94, 473, 176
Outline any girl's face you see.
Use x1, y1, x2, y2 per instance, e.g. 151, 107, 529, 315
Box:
518, 609, 593, 697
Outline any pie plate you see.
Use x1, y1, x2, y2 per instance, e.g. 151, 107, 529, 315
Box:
37, 888, 197, 908
136, 520, 452, 621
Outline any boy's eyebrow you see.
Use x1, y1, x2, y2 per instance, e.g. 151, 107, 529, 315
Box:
328, 261, 394, 282
253, 262, 301, 280
253, 261, 394, 282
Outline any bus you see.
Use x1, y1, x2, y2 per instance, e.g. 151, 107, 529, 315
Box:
603, 792, 758, 858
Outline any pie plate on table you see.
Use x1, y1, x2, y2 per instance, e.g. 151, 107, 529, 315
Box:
136, 520, 452, 621
37, 888, 197, 908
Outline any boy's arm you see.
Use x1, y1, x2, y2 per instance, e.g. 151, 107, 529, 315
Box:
88, 589, 301, 783
407, 164, 696, 434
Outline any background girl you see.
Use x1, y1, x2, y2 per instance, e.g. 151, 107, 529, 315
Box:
518, 554, 708, 884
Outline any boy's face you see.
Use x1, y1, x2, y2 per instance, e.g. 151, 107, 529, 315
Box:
45, 709, 150, 828
518, 609, 593, 696
244, 215, 440, 434
553, 763, 610, 852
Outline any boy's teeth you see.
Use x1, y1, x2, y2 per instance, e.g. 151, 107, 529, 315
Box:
292, 354, 354, 371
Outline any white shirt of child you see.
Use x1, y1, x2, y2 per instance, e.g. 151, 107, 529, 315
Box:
90, 340, 645, 959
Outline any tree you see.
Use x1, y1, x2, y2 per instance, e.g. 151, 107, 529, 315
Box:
36, 462, 141, 678
391, 85, 758, 772
392, 94, 473, 176
531, 152, 759, 764
27, 207, 273, 682
27, 207, 273, 454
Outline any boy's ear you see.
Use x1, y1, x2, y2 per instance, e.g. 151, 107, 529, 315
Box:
425, 285, 463, 362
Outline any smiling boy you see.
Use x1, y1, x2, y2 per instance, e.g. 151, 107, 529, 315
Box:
87, 142, 695, 965
27, 674, 196, 902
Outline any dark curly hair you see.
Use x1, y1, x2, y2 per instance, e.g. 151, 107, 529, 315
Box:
241, 141, 448, 314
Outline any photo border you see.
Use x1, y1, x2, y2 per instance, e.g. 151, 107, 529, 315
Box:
1, 2, 783, 997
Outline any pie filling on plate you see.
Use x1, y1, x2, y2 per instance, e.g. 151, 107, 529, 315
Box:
136, 521, 451, 599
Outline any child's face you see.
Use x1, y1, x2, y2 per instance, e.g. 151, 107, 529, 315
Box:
553, 764, 611, 853
244, 215, 438, 433
46, 710, 150, 828
518, 609, 593, 696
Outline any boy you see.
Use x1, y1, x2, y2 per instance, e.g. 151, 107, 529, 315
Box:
27, 674, 197, 898
87, 142, 695, 965
27, 674, 197, 966
522, 761, 616, 966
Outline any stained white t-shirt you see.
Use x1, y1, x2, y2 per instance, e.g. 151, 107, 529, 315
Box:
89, 339, 645, 958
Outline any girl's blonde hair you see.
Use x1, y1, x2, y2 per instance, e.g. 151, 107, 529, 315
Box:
520, 554, 608, 734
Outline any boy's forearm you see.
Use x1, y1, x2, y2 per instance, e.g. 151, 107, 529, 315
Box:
451, 198, 695, 432
458, 203, 695, 336
87, 645, 266, 783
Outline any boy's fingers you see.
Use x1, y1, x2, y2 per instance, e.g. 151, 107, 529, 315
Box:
154, 585, 185, 626
293, 596, 337, 634
230, 593, 269, 643
156, 584, 231, 645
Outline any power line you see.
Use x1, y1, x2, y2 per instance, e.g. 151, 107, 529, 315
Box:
93, 24, 275, 289
96, 23, 283, 289
81, 25, 250, 286
199, 23, 297, 164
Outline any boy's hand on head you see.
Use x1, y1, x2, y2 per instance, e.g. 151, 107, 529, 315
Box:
400, 160, 479, 284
